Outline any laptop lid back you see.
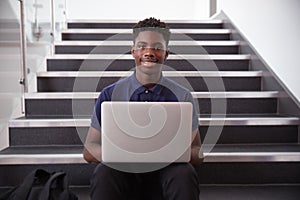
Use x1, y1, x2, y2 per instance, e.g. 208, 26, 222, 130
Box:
101, 101, 192, 163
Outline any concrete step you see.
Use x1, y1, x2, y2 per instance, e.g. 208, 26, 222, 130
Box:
67, 20, 224, 29
54, 40, 240, 55
1, 144, 300, 185
62, 29, 232, 41
24, 91, 278, 116
8, 116, 299, 146
46, 54, 250, 71
37, 70, 259, 92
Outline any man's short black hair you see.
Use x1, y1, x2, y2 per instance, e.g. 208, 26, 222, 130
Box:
132, 17, 171, 45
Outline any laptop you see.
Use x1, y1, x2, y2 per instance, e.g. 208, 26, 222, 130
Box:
101, 101, 192, 163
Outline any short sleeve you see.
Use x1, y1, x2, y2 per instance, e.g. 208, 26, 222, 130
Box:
90, 90, 111, 131
185, 92, 199, 131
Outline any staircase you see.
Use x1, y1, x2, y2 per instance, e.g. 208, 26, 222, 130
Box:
1, 19, 300, 199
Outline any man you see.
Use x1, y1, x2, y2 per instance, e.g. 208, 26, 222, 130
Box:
83, 17, 202, 200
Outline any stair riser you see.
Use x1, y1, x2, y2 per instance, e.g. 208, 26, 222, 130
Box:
1, 162, 300, 187
200, 125, 298, 144
62, 33, 231, 41
25, 99, 96, 117
67, 23, 223, 29
55, 45, 239, 55
197, 162, 300, 184
37, 77, 259, 92
47, 59, 249, 71
0, 164, 95, 187
47, 59, 249, 72
0, 33, 20, 42
9, 127, 87, 146
25, 98, 277, 116
9, 125, 298, 146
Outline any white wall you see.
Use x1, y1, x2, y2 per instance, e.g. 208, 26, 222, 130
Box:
216, 0, 300, 101
66, 0, 212, 20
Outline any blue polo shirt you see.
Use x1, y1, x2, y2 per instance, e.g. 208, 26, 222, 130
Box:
91, 73, 199, 131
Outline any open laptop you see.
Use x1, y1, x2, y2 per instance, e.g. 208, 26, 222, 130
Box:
101, 101, 192, 163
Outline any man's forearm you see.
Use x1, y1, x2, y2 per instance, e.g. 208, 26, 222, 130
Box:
190, 146, 204, 165
83, 143, 102, 163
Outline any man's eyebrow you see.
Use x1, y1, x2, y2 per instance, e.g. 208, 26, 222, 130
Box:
136, 41, 164, 46
136, 41, 147, 45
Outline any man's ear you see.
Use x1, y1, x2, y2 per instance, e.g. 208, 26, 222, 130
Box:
131, 46, 136, 56
164, 48, 170, 60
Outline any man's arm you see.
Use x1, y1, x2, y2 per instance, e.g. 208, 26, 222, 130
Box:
83, 127, 102, 163
190, 128, 204, 165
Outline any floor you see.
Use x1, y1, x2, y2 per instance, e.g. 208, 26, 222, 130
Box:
71, 184, 300, 200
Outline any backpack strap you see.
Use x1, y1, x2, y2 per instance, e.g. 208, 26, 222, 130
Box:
10, 169, 50, 199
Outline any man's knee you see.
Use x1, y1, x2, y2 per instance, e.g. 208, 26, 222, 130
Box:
93, 163, 114, 178
165, 164, 198, 179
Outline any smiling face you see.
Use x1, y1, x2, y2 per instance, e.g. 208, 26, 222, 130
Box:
131, 31, 169, 83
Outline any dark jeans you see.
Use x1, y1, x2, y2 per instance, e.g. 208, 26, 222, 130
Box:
90, 163, 200, 200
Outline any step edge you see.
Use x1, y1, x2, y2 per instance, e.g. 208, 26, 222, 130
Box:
54, 40, 240, 46
24, 91, 279, 99
67, 19, 224, 24
37, 70, 259, 77
1, 152, 300, 165
62, 29, 232, 34
46, 54, 250, 60
9, 117, 300, 127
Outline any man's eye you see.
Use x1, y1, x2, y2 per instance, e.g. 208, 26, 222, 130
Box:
137, 45, 146, 49
154, 47, 162, 51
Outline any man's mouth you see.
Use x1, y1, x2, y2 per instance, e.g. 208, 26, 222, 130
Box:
141, 59, 159, 67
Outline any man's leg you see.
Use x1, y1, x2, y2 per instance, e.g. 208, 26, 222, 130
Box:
90, 163, 140, 200
159, 163, 200, 200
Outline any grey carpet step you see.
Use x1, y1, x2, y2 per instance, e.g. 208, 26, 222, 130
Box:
62, 29, 231, 41
37, 71, 258, 92
0, 19, 20, 29
0, 29, 20, 42
24, 92, 277, 116
1, 144, 300, 185
46, 54, 250, 71
2, 144, 300, 162
61, 184, 300, 200
67, 20, 224, 29
1, 182, 300, 200
199, 184, 300, 200
8, 116, 298, 146
0, 162, 95, 187
54, 41, 240, 55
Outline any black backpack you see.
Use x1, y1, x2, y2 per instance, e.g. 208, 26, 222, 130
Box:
0, 169, 78, 200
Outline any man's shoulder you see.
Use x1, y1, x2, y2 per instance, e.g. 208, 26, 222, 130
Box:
102, 75, 132, 94
162, 76, 191, 94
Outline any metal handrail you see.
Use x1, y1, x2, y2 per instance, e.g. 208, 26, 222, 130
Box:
51, 0, 55, 55
18, 0, 28, 114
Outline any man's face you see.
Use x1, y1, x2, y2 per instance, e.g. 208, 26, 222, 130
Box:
131, 31, 169, 76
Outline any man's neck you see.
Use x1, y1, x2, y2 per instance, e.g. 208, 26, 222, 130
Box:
135, 72, 162, 89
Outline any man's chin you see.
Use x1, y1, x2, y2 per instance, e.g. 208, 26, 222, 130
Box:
137, 64, 162, 75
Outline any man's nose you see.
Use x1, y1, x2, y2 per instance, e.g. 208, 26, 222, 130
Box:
144, 47, 155, 56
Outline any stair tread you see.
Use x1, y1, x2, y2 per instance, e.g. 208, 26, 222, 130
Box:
37, 70, 261, 77
1, 144, 300, 165
24, 91, 279, 99
69, 184, 300, 200
9, 115, 299, 128
46, 54, 250, 59
67, 19, 223, 23
54, 40, 240, 46
62, 29, 232, 34
209, 144, 300, 152
2, 144, 300, 155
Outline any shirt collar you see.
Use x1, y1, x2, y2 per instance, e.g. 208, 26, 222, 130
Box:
129, 71, 166, 95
